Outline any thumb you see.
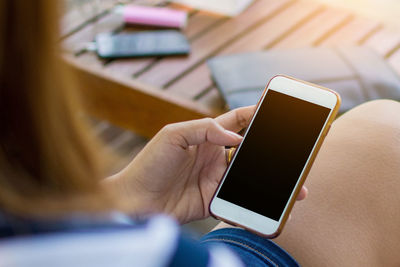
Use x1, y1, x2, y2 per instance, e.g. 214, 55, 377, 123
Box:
161, 118, 243, 149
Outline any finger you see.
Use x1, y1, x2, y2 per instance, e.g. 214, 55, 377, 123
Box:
296, 186, 308, 201
215, 106, 256, 132
161, 118, 243, 149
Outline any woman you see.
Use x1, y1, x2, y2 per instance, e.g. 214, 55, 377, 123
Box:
1, 1, 400, 266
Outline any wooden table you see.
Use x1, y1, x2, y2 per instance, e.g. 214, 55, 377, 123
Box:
63, 0, 400, 138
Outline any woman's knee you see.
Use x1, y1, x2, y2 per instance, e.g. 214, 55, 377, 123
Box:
332, 100, 400, 148
275, 100, 400, 266
320, 99, 400, 205
312, 99, 400, 200
340, 99, 400, 129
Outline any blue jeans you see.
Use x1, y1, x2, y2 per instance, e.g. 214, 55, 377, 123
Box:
201, 228, 299, 267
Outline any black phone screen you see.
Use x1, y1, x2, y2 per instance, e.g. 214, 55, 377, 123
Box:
217, 89, 331, 221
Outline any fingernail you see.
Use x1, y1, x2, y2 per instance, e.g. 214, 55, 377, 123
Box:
225, 130, 243, 139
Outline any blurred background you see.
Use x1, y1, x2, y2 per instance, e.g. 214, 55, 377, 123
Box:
316, 0, 400, 26
65, 0, 400, 26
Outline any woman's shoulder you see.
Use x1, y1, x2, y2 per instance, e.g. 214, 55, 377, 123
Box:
0, 214, 180, 266
0, 213, 242, 267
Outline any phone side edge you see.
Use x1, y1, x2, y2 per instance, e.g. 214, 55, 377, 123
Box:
208, 79, 273, 218
271, 78, 341, 237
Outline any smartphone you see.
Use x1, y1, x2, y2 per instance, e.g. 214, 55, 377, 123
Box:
95, 30, 190, 59
210, 75, 341, 238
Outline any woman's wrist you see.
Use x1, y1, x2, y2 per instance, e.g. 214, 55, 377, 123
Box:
103, 170, 147, 213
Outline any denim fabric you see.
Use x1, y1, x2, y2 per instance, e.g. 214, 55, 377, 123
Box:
200, 228, 299, 267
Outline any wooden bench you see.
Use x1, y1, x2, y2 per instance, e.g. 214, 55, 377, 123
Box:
63, 0, 400, 141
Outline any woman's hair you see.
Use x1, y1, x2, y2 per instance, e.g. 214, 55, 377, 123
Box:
0, 0, 113, 215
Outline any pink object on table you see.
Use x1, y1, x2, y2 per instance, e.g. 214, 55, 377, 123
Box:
122, 5, 188, 29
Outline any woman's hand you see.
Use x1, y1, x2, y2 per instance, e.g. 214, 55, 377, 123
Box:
108, 106, 308, 224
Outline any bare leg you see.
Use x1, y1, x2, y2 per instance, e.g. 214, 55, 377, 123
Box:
275, 100, 400, 266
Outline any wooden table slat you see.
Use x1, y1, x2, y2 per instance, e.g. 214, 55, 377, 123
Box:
62, 0, 117, 37
388, 49, 400, 76
135, 0, 294, 88
91, 120, 115, 137
220, 1, 322, 54
320, 16, 381, 46
364, 27, 400, 57
183, 12, 227, 40
63, 12, 125, 52
167, 2, 194, 12
106, 57, 156, 77
166, 64, 211, 99
273, 7, 352, 49
69, 53, 110, 80
166, 0, 322, 99
90, 118, 147, 151
196, 87, 226, 114
108, 130, 146, 152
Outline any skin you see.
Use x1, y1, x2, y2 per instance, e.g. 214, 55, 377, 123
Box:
108, 105, 307, 224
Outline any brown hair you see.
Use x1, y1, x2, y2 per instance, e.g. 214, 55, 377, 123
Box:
0, 0, 113, 215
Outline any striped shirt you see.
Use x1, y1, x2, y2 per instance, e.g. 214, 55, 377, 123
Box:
0, 213, 243, 267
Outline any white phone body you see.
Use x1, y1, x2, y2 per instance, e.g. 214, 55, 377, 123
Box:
210, 75, 341, 238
